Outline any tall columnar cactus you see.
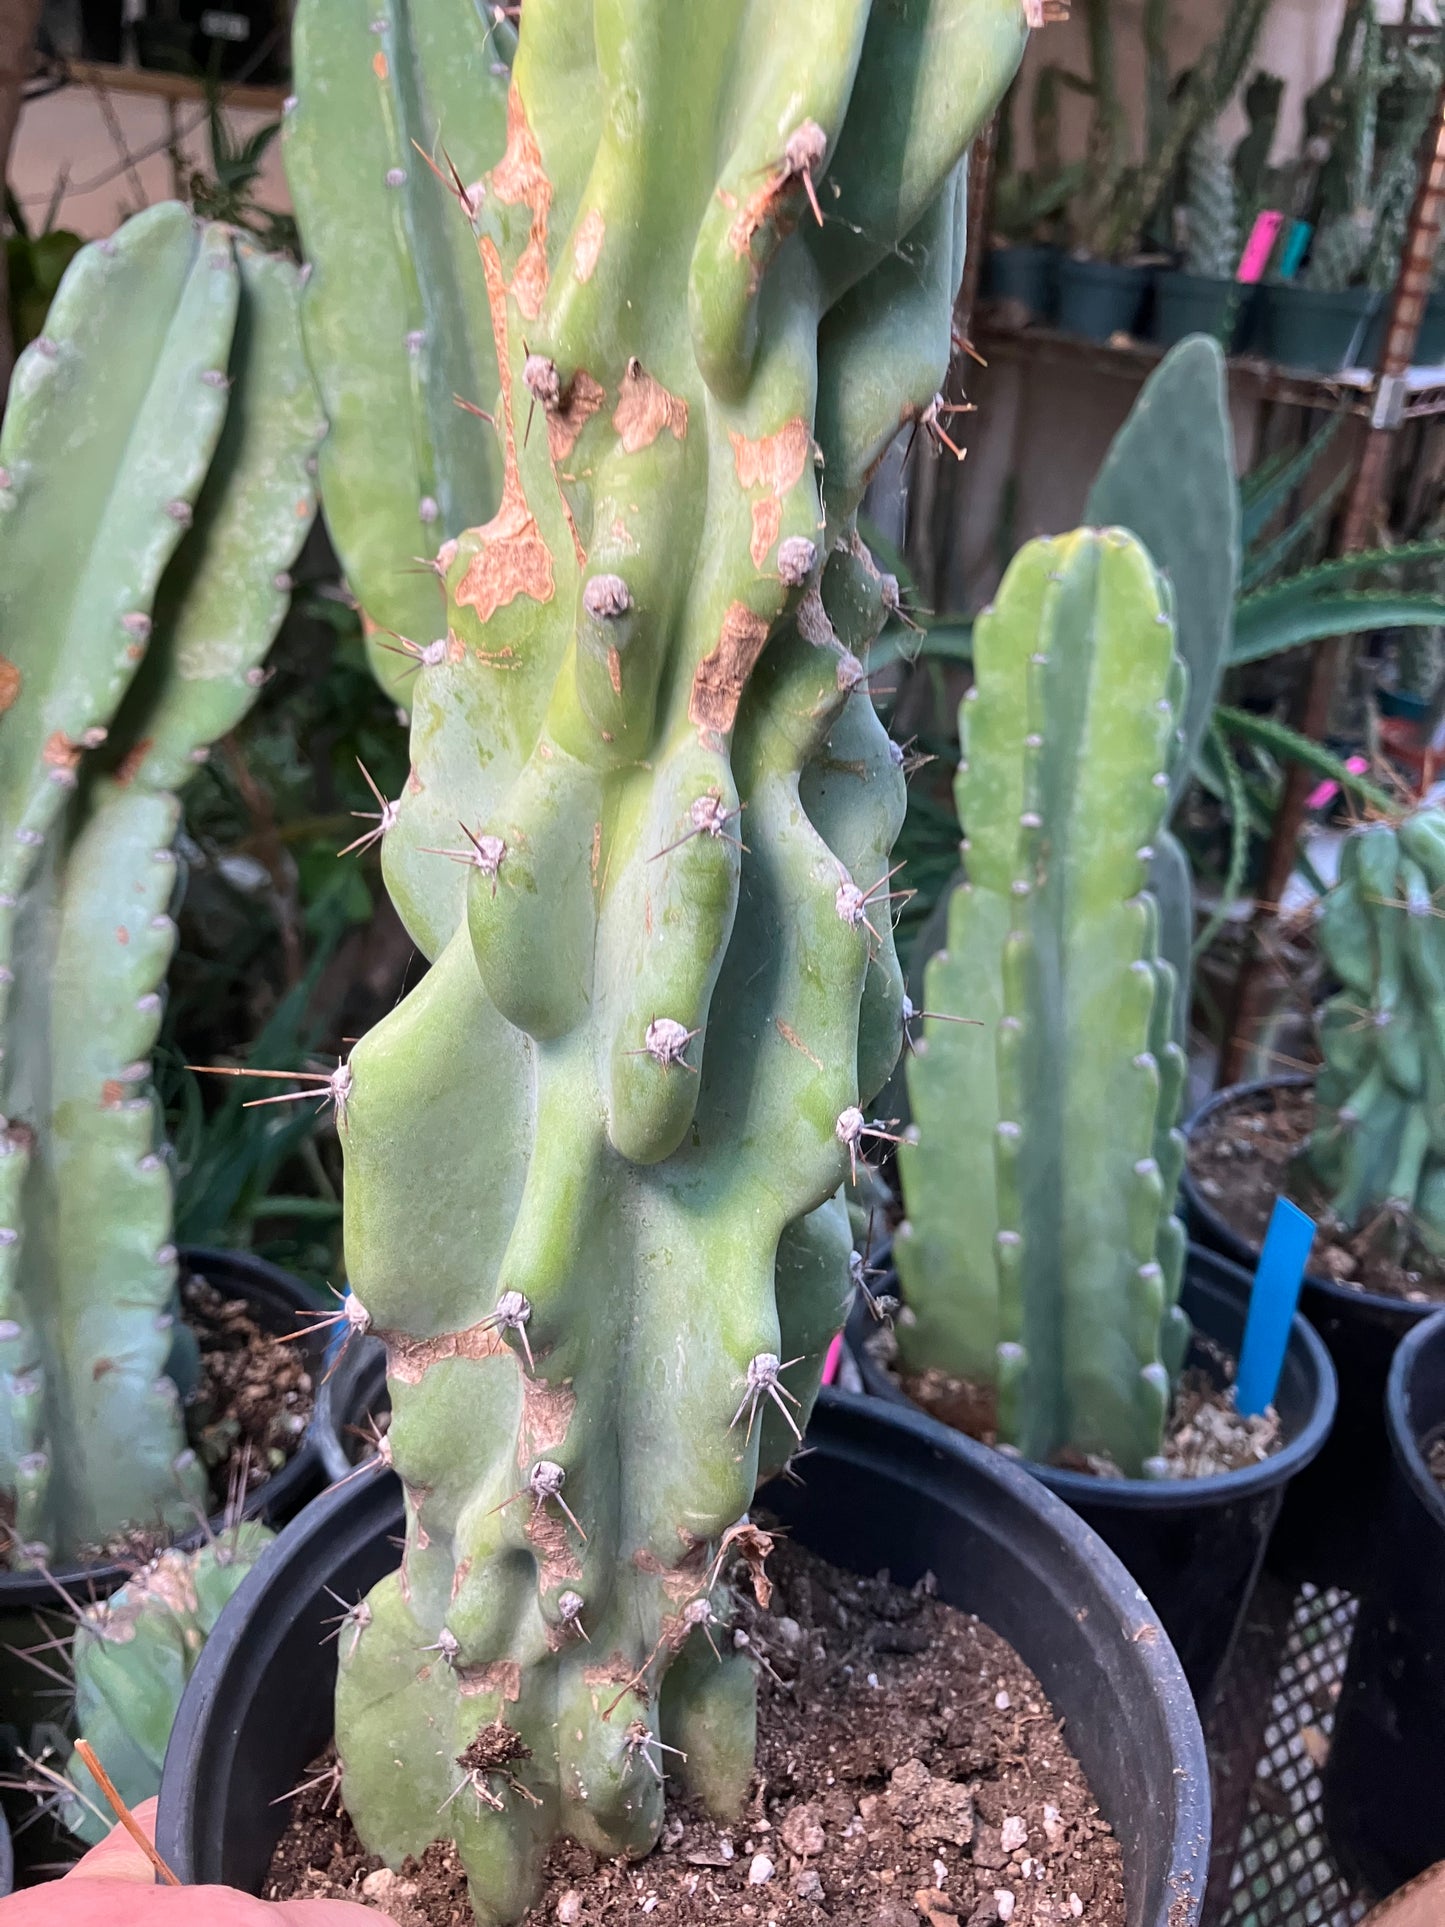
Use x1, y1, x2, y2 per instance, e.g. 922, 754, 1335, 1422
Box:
895, 530, 1190, 1475
59, 1521, 274, 1844
1183, 127, 1240, 281
284, 1, 1028, 1918
1304, 809, 1445, 1258
0, 205, 322, 1564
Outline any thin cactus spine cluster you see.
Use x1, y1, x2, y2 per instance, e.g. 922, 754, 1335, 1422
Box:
0, 205, 322, 1564
284, 2, 1029, 1919
895, 529, 1190, 1476
1304, 808, 1445, 1259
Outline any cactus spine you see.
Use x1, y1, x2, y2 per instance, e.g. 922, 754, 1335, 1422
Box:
1305, 809, 1445, 1259
896, 530, 1190, 1475
285, 1, 1028, 1918
60, 1520, 274, 1844
0, 207, 322, 1564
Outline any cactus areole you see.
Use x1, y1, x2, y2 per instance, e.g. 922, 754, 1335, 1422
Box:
284, 1, 1027, 1917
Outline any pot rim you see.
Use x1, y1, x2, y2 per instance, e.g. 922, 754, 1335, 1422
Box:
862, 1243, 1337, 1513
1182, 1074, 1442, 1321
1386, 1306, 1445, 1534
158, 1390, 1210, 1926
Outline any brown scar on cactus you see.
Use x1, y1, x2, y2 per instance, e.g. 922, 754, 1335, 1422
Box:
489, 84, 552, 319
519, 1372, 577, 1461
689, 602, 771, 735
383, 1320, 509, 1386
774, 1019, 823, 1070
612, 358, 688, 453
729, 119, 828, 257
0, 657, 20, 711
730, 420, 812, 569
454, 238, 555, 622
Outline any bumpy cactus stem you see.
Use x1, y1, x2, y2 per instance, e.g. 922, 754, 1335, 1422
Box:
896, 529, 1190, 1475
286, 2, 1028, 1919
1305, 809, 1445, 1258
60, 1520, 274, 1844
0, 207, 322, 1563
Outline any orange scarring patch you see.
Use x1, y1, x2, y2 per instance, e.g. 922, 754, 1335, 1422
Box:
613, 361, 688, 454
689, 602, 772, 736
454, 238, 556, 622
0, 658, 20, 713
114, 739, 153, 787
490, 84, 552, 320
732, 421, 812, 569
43, 731, 82, 772
546, 370, 605, 464
372, 49, 388, 78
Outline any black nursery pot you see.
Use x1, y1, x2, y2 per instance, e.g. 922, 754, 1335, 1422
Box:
855, 1246, 1336, 1706
1322, 1308, 1445, 1896
1182, 1076, 1437, 1590
1056, 258, 1151, 342
0, 1249, 329, 1813
981, 244, 1060, 320
159, 1393, 1212, 1927
1257, 282, 1379, 373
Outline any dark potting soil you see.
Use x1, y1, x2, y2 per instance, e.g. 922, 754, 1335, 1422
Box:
1187, 1083, 1445, 1306
266, 1538, 1125, 1927
182, 1270, 314, 1508
1428, 1433, 1445, 1499
891, 1349, 1279, 1483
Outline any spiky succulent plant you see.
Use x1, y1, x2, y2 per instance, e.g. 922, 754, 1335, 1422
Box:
283, 0, 1029, 1917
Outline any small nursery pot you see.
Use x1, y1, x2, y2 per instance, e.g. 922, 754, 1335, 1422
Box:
855, 1246, 1336, 1705
981, 244, 1060, 320
0, 1249, 328, 1819
1151, 271, 1240, 350
1056, 258, 1151, 341
158, 1394, 1211, 1927
1360, 290, 1445, 371
1257, 282, 1380, 373
1322, 1309, 1445, 1896
1182, 1076, 1437, 1589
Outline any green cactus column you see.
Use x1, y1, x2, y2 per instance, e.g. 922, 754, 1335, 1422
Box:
896, 529, 1190, 1475
0, 211, 322, 1562
1305, 807, 1445, 1256
286, 2, 1029, 1919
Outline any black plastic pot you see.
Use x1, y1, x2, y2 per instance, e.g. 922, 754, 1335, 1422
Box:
1056, 258, 1151, 342
1360, 290, 1445, 371
1151, 271, 1240, 350
1182, 1076, 1437, 1589
855, 1246, 1336, 1705
982, 244, 1060, 321
0, 1249, 328, 1856
1322, 1308, 1445, 1896
1257, 282, 1379, 373
158, 1392, 1210, 1926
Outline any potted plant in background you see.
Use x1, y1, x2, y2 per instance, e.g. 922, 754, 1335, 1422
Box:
983, 63, 1086, 323
875, 524, 1335, 1705
1056, 0, 1270, 342
155, 2, 1212, 1922
0, 203, 329, 1814
1152, 123, 1242, 349
1185, 805, 1445, 1587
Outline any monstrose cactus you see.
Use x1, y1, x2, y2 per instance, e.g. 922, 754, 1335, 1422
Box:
896, 529, 1191, 1475
1304, 808, 1445, 1258
282, 1, 1028, 1918
0, 205, 322, 1565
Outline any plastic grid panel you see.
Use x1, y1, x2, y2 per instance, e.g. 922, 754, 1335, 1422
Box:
1216, 1585, 1369, 1927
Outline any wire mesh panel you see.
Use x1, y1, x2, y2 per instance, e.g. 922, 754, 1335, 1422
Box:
1210, 1584, 1371, 1927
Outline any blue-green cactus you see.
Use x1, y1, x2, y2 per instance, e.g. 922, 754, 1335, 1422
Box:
284, 1, 1029, 1918
0, 207, 323, 1564
896, 528, 1190, 1474
1305, 807, 1445, 1258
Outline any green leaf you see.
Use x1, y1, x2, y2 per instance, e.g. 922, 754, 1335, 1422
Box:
1213, 705, 1395, 810
1231, 590, 1445, 664
1192, 719, 1253, 961
1240, 414, 1345, 543
1241, 465, 1350, 591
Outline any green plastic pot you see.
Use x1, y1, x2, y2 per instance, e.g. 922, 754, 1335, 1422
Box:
1151, 271, 1241, 351
1258, 283, 1380, 374
1360, 290, 1445, 370
982, 244, 1060, 321
1057, 258, 1150, 342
